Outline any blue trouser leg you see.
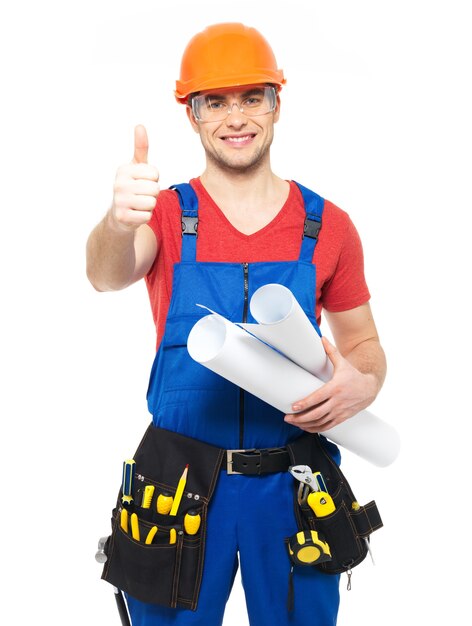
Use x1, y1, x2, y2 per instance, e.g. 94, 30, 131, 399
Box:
237, 472, 339, 626
126, 471, 339, 626
125, 472, 240, 626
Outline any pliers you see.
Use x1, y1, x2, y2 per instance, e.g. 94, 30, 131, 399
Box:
288, 464, 322, 505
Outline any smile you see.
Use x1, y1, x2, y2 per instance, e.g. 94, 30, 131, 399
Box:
221, 134, 256, 145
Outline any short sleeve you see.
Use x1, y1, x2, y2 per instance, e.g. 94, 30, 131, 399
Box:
321, 216, 371, 312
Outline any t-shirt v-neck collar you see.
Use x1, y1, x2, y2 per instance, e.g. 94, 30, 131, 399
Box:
192, 177, 294, 240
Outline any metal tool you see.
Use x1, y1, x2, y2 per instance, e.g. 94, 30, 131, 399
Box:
289, 464, 335, 517
95, 537, 131, 626
95, 536, 109, 564
114, 587, 132, 626
289, 464, 320, 503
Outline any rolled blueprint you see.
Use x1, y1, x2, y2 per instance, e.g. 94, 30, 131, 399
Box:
187, 313, 324, 411
244, 283, 333, 381
187, 312, 400, 467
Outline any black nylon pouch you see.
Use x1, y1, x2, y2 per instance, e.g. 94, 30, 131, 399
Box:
101, 425, 225, 610
286, 433, 383, 574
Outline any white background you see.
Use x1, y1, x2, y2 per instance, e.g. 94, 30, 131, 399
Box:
1, 0, 471, 624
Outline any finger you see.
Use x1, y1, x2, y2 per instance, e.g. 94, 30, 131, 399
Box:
115, 194, 157, 212
129, 195, 158, 211
285, 407, 335, 433
129, 163, 160, 182
115, 210, 153, 228
316, 416, 339, 433
291, 382, 333, 412
133, 124, 149, 164
129, 180, 161, 197
321, 336, 343, 369
285, 400, 332, 424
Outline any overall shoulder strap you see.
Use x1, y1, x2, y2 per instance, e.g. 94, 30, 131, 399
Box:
294, 182, 325, 262
170, 183, 199, 262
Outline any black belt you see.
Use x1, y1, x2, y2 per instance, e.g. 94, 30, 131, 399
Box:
223, 447, 290, 475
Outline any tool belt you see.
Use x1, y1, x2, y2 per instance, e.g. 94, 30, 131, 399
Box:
101, 425, 225, 610
101, 426, 382, 611
285, 434, 383, 575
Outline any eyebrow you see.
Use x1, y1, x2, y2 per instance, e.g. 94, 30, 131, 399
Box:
203, 87, 266, 99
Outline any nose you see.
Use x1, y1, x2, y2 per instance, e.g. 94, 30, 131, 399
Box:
225, 102, 247, 127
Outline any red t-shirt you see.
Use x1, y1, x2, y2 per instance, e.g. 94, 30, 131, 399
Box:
145, 178, 370, 347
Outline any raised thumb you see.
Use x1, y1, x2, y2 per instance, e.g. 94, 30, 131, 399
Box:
133, 124, 149, 164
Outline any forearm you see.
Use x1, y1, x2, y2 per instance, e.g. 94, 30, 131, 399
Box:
86, 125, 160, 291
86, 211, 137, 292
343, 337, 387, 400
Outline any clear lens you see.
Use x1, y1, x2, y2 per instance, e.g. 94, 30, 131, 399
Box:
192, 86, 277, 122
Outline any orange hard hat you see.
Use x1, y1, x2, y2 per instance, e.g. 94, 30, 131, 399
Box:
175, 23, 286, 103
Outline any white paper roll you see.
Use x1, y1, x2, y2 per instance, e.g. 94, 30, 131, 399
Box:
187, 311, 401, 467
244, 283, 333, 381
187, 314, 324, 413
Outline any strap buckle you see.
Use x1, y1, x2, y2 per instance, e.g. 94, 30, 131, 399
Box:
181, 215, 198, 236
303, 217, 322, 239
226, 449, 251, 475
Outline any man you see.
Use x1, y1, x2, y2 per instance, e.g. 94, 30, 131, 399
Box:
87, 22, 386, 626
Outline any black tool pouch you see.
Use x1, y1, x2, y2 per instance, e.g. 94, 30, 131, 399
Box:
101, 425, 225, 610
286, 434, 383, 575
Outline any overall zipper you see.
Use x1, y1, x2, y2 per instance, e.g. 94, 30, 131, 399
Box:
239, 262, 249, 448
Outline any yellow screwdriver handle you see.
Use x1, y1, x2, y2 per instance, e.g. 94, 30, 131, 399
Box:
184, 511, 201, 535
157, 493, 173, 515
121, 460, 136, 506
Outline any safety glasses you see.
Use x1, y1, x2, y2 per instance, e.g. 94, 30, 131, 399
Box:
191, 85, 277, 123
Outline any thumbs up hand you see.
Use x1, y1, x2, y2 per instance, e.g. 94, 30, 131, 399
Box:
110, 125, 160, 231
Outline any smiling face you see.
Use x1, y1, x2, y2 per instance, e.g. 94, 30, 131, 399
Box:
186, 84, 280, 175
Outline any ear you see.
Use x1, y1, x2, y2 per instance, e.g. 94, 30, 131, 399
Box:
273, 93, 281, 123
186, 105, 200, 133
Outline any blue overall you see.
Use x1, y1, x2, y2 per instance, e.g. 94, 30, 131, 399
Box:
126, 183, 341, 626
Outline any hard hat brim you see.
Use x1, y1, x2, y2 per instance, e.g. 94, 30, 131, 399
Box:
175, 72, 286, 103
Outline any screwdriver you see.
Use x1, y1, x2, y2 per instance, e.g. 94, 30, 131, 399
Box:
121, 460, 136, 507
184, 510, 201, 535
157, 492, 173, 515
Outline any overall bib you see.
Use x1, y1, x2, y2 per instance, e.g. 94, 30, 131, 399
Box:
126, 183, 341, 626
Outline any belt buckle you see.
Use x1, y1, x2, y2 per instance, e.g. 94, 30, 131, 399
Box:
226, 449, 254, 475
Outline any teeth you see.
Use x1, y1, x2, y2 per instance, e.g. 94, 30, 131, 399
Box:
225, 135, 252, 143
